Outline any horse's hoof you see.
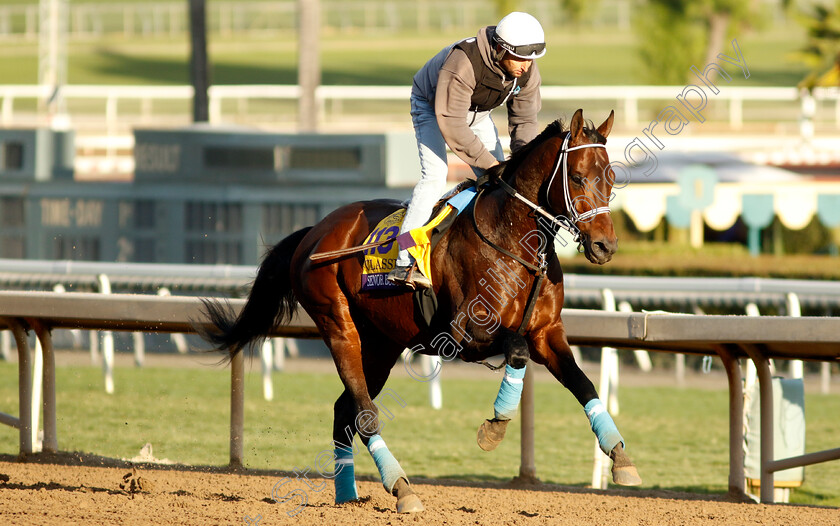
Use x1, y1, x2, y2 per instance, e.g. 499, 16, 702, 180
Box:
609, 444, 642, 486
611, 464, 642, 486
396, 494, 425, 513
477, 418, 509, 451
392, 477, 424, 513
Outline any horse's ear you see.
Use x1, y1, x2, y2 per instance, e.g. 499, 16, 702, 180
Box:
597, 110, 615, 139
570, 109, 584, 141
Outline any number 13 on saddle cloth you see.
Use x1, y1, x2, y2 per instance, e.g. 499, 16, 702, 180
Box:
360, 185, 477, 291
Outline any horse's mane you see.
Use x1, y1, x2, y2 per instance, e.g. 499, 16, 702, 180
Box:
486, 118, 606, 182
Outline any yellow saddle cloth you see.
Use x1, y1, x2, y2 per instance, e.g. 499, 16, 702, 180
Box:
359, 205, 455, 290
360, 185, 477, 291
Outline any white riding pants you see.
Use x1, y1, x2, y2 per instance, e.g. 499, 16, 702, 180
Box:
397, 95, 505, 267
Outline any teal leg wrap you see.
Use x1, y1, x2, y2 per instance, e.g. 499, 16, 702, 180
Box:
334, 447, 358, 503
367, 435, 407, 494
584, 398, 624, 455
493, 364, 526, 420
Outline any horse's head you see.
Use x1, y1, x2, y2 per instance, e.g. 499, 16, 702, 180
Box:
490, 110, 619, 265
547, 109, 618, 265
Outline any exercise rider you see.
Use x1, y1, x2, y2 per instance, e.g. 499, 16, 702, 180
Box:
388, 12, 547, 290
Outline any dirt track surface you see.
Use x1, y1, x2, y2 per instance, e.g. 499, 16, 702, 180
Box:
1, 453, 838, 525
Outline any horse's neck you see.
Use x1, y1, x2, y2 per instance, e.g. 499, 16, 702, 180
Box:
508, 132, 566, 206
477, 136, 566, 264
468, 185, 551, 269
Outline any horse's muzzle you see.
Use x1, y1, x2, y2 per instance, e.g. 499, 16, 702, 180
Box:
583, 235, 618, 265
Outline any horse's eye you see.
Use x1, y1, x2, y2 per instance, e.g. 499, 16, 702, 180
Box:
571, 175, 584, 186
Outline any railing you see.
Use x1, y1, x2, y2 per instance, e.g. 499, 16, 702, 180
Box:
563, 274, 840, 311
4, 258, 840, 309
0, 290, 317, 467
1, 289, 839, 504
0, 0, 637, 40
3, 84, 839, 135
0, 258, 253, 294
3, 84, 839, 177
0, 259, 835, 406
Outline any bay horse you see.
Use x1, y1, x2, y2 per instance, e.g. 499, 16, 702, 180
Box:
199, 109, 641, 513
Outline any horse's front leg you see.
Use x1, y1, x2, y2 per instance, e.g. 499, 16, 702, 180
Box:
533, 326, 642, 486
475, 330, 531, 452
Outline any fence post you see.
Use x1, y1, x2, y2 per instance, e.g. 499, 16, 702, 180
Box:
592, 288, 619, 489
786, 293, 803, 379
601, 289, 619, 415
617, 300, 652, 372
230, 349, 245, 466
423, 355, 442, 410
273, 338, 286, 372
132, 332, 145, 367
744, 302, 760, 392
261, 339, 274, 402
158, 288, 188, 353
518, 362, 536, 482
31, 331, 43, 451
32, 320, 56, 453
8, 320, 33, 454
821, 363, 831, 394
209, 91, 222, 123
0, 330, 10, 361
675, 354, 685, 386
98, 274, 115, 394
89, 327, 99, 365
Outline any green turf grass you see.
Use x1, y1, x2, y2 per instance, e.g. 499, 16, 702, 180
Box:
0, 25, 809, 86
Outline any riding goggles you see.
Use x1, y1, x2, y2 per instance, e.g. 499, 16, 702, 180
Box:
496, 40, 546, 59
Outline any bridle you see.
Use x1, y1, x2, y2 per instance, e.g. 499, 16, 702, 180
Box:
469, 131, 612, 367
495, 132, 611, 244
547, 133, 611, 224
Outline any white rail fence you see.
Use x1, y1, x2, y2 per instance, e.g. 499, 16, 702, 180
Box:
3, 84, 839, 174
4, 84, 839, 132
0, 0, 640, 40
2, 290, 839, 504
2, 260, 837, 407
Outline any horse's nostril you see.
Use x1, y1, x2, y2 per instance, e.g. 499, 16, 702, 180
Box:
593, 239, 617, 256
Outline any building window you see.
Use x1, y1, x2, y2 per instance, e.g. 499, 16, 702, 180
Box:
1, 197, 25, 227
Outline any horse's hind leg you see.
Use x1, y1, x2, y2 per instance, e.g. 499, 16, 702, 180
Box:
534, 327, 642, 486
331, 390, 360, 503
325, 317, 423, 512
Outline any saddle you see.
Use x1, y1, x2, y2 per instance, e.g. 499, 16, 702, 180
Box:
360, 181, 478, 291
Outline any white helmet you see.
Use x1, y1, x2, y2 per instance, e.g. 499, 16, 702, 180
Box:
494, 12, 546, 59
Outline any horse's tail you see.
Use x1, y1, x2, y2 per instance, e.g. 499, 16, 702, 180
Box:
198, 226, 313, 362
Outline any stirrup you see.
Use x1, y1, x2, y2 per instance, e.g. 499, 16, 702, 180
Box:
387, 264, 431, 290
